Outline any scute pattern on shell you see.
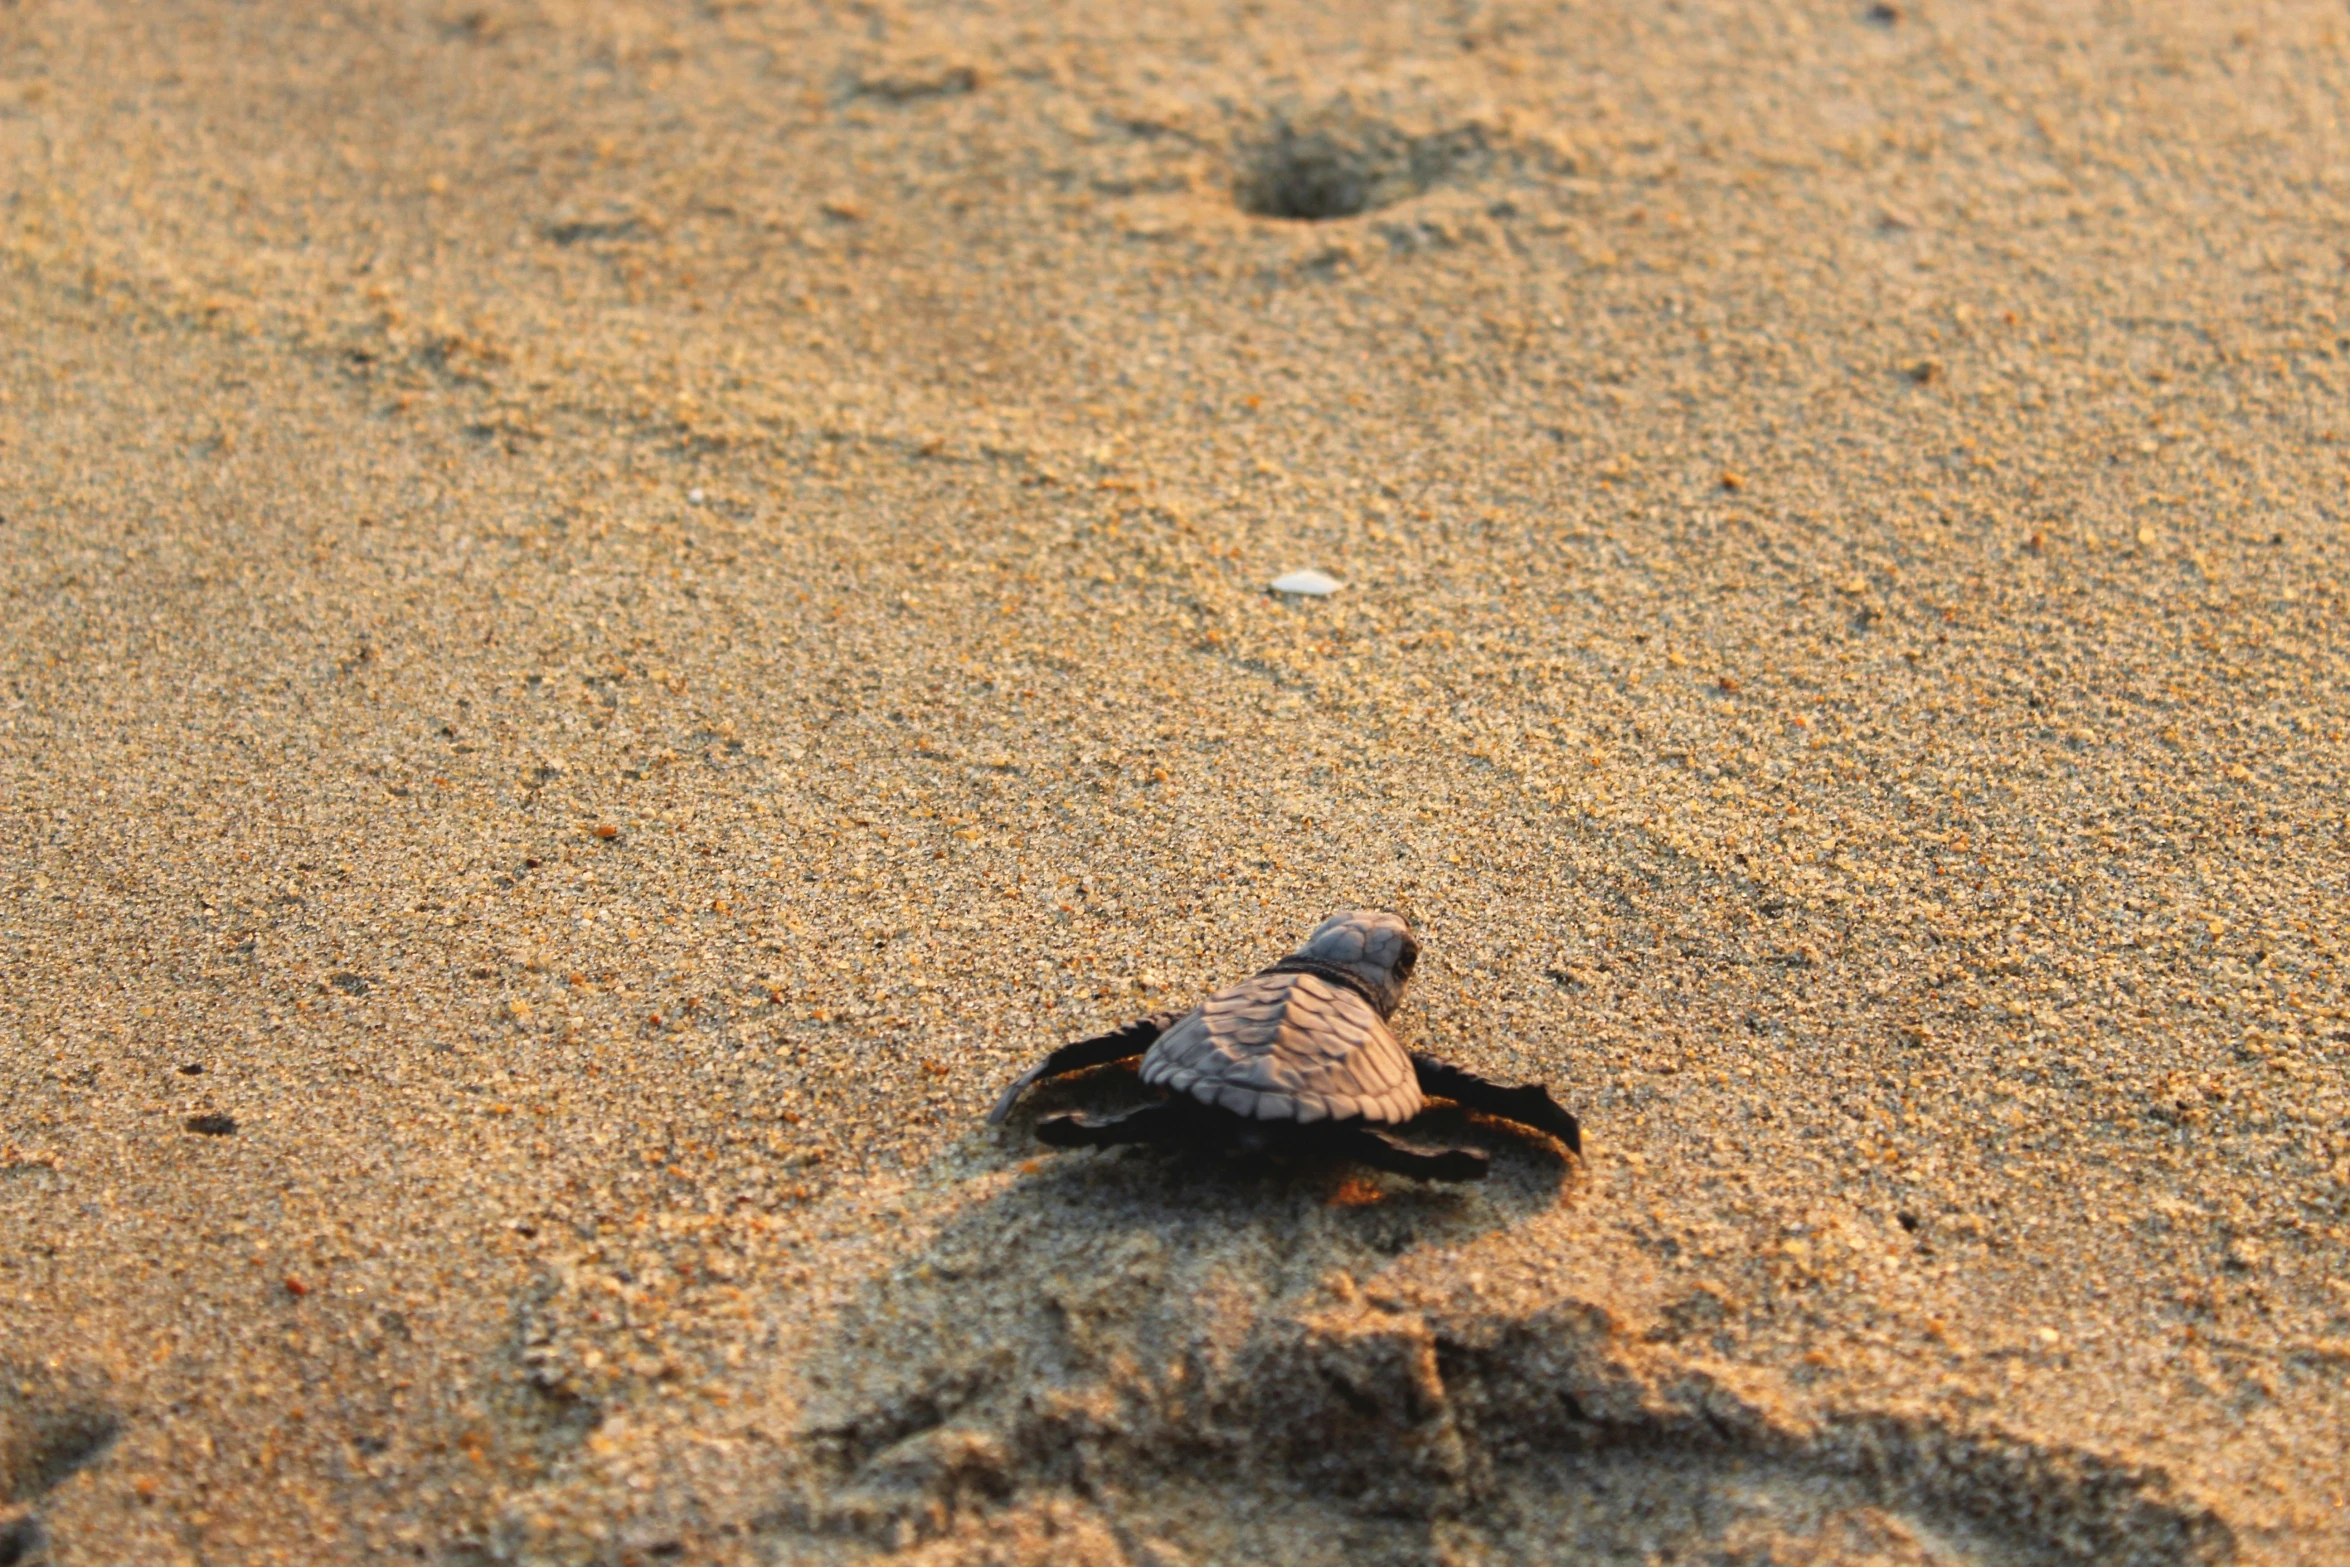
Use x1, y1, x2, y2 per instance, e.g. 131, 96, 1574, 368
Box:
1139, 972, 1426, 1126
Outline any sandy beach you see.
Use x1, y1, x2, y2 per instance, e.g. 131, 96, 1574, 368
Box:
3, 0, 2347, 1561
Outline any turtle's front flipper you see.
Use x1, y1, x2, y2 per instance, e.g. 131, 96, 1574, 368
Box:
1410, 1054, 1583, 1155
1033, 1099, 1186, 1147
985, 1014, 1179, 1124
1342, 1125, 1489, 1183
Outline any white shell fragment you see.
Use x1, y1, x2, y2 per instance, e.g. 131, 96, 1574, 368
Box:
1269, 569, 1343, 597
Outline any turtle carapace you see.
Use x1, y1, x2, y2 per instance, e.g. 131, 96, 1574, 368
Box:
986, 910, 1582, 1181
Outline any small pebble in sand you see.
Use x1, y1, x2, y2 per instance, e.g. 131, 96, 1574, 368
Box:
184, 1114, 238, 1137
1269, 569, 1342, 597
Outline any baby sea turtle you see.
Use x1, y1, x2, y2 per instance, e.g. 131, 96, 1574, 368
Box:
987, 910, 1581, 1181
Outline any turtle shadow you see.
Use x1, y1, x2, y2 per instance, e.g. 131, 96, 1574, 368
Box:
1007, 1057, 1578, 1217
993, 1074, 1581, 1270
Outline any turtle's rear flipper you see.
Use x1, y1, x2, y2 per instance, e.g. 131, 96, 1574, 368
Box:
1346, 1126, 1489, 1183
1409, 1054, 1582, 1155
986, 1014, 1178, 1124
1034, 1100, 1185, 1147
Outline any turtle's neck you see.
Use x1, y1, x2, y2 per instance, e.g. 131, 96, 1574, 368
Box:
1258, 955, 1397, 1018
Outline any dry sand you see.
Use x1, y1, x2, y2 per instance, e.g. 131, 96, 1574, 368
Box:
3, 0, 2348, 1562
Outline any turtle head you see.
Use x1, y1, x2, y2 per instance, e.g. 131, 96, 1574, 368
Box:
1293, 909, 1420, 1018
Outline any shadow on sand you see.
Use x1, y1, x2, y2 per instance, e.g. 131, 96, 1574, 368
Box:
752, 1085, 2233, 1567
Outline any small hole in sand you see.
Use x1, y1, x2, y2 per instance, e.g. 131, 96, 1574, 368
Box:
1234, 115, 1485, 223
1237, 133, 1383, 221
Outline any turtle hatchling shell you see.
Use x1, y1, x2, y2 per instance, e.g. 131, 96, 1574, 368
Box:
1139, 972, 1426, 1125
